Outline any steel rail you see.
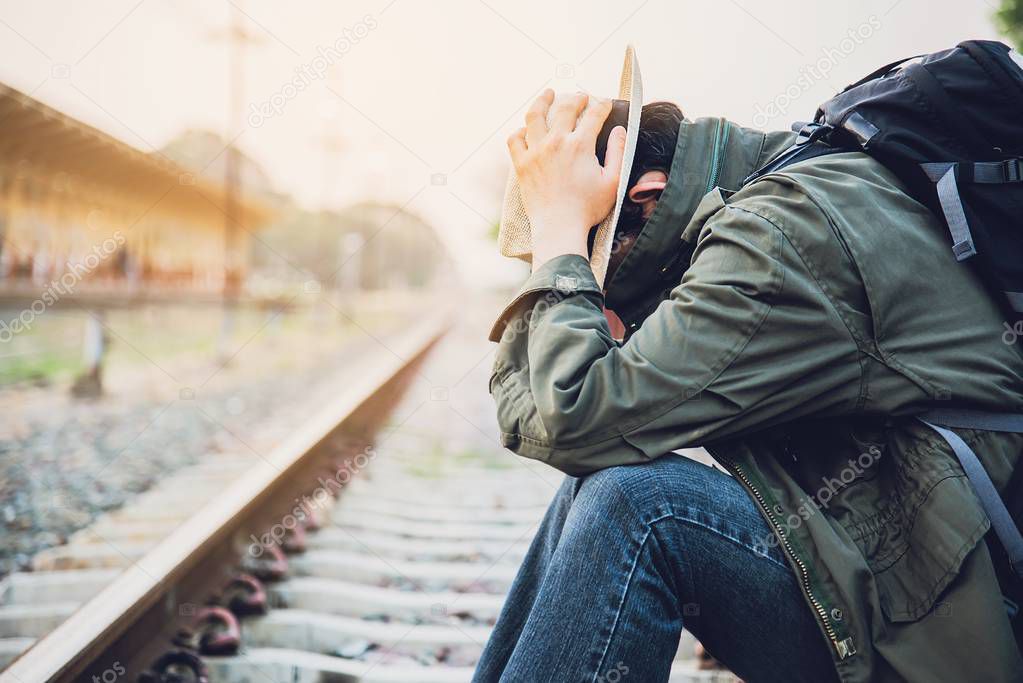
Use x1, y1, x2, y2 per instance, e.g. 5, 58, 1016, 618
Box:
1, 317, 447, 683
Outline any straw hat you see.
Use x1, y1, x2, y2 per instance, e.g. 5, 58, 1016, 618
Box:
497, 45, 643, 288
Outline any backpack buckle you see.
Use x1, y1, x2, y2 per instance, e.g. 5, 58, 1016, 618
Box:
951, 158, 1023, 184
1006, 158, 1022, 183
794, 123, 829, 147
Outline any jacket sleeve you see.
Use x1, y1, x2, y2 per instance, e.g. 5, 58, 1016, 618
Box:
488, 199, 863, 476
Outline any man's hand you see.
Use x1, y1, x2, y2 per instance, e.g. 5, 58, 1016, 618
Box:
507, 90, 627, 271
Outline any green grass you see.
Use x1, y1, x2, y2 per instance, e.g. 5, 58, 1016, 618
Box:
0, 350, 82, 385
0, 302, 397, 388
0, 313, 83, 385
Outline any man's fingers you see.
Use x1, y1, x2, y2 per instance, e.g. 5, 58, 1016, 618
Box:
575, 98, 613, 145
524, 89, 554, 146
549, 92, 589, 134
507, 127, 527, 165
602, 125, 628, 184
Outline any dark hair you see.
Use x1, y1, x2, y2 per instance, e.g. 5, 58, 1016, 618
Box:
615, 101, 684, 238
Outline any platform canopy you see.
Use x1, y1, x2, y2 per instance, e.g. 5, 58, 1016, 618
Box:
0, 82, 275, 293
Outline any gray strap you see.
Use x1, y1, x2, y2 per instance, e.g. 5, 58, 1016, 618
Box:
920, 161, 958, 182
930, 165, 977, 261
1006, 291, 1023, 314
921, 159, 1023, 185
918, 415, 1023, 577
969, 158, 1023, 184
920, 408, 1023, 432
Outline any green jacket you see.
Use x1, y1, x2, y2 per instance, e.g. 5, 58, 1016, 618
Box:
488, 117, 1023, 682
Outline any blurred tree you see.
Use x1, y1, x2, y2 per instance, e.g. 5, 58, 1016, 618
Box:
996, 0, 1023, 49
251, 202, 446, 290
161, 130, 278, 199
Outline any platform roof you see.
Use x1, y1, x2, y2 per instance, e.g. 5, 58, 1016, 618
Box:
0, 82, 274, 225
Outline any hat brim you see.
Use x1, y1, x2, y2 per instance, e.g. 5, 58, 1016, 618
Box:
497, 45, 643, 289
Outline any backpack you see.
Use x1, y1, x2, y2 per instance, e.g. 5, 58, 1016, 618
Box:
742, 40, 1023, 606
745, 40, 1023, 316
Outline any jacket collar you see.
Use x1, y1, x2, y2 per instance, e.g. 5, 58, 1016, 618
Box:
604, 117, 795, 329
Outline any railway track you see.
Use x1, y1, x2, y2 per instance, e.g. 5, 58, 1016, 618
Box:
0, 314, 737, 682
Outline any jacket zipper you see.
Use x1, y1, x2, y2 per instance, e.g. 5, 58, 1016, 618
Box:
705, 118, 730, 193
725, 458, 854, 659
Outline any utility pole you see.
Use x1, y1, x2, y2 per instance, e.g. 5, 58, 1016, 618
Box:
318, 70, 347, 318
209, 1, 264, 362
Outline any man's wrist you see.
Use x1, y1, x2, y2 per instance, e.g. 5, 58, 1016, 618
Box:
530, 222, 589, 272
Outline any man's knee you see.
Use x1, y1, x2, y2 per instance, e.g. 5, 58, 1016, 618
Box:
572, 459, 676, 524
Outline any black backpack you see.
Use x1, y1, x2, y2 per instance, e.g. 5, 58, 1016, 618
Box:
745, 39, 1023, 318
743, 39, 1023, 624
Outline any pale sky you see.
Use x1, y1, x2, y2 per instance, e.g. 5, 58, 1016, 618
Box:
0, 0, 1008, 286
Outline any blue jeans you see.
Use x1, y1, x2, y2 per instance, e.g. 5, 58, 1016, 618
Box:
473, 454, 839, 683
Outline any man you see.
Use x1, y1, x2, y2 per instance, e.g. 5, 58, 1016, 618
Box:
474, 52, 1023, 682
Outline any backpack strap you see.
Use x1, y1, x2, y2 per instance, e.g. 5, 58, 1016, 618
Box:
924, 159, 1023, 185
742, 124, 852, 186
918, 409, 1023, 578
919, 163, 977, 261
1006, 292, 1023, 313
964, 158, 1023, 184
920, 159, 1023, 308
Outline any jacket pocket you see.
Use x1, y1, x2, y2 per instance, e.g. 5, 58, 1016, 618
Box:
848, 425, 990, 623
870, 473, 988, 622
489, 365, 551, 449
